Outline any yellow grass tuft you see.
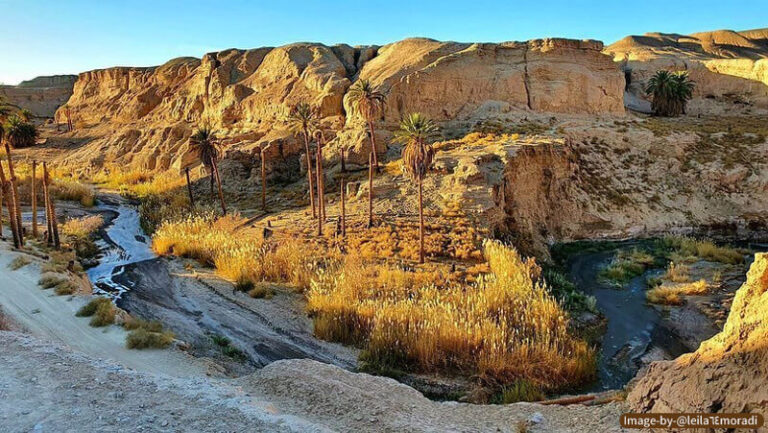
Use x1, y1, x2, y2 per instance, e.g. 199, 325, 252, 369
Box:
61, 215, 104, 239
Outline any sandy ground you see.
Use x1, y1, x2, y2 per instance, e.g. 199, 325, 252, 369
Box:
0, 243, 207, 378
0, 331, 628, 433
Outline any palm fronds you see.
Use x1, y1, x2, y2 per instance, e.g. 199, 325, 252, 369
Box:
5, 115, 38, 148
347, 79, 387, 122
189, 125, 220, 170
397, 113, 438, 180
645, 70, 695, 117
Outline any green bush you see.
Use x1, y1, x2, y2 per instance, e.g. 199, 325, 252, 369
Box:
76, 297, 111, 317
248, 286, 275, 299
494, 380, 545, 404
125, 328, 175, 349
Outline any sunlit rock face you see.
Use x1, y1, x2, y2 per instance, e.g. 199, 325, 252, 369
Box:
604, 28, 768, 113
0, 75, 76, 118
52, 37, 625, 173
628, 253, 768, 421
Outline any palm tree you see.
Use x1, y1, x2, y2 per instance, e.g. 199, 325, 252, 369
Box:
394, 113, 439, 264
18, 109, 33, 122
5, 116, 38, 148
286, 103, 319, 218
189, 125, 226, 215
347, 79, 387, 172
315, 130, 326, 236
646, 70, 695, 117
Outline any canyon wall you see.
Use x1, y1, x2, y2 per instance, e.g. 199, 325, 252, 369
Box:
605, 29, 768, 114
53, 37, 624, 173
628, 253, 768, 425
0, 75, 76, 118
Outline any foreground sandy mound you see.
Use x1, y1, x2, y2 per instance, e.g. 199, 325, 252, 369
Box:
629, 253, 768, 420
0, 331, 627, 432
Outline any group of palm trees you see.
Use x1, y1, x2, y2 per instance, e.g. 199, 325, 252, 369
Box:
645, 70, 695, 117
189, 79, 440, 264
0, 96, 59, 250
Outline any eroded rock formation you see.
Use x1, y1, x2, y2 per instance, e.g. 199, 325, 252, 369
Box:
628, 253, 768, 423
605, 28, 768, 113
52, 37, 624, 173
0, 75, 76, 118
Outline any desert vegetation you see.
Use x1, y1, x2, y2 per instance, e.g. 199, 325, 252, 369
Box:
123, 317, 175, 349
645, 70, 695, 117
76, 297, 116, 327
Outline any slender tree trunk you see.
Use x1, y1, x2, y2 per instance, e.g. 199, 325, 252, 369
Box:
367, 152, 374, 228
340, 147, 346, 173
418, 176, 425, 264
42, 163, 53, 245
316, 142, 324, 236
367, 121, 379, 172
185, 167, 195, 208
210, 172, 215, 200
4, 142, 23, 244
340, 177, 346, 237
0, 174, 3, 239
44, 163, 60, 249
31, 160, 38, 237
303, 130, 316, 218
211, 157, 226, 215
260, 149, 266, 212
0, 161, 20, 248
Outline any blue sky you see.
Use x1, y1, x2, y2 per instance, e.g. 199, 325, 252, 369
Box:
1, 0, 766, 84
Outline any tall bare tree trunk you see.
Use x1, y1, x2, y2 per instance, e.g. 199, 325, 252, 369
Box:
4, 142, 23, 244
211, 157, 226, 215
42, 163, 53, 245
0, 161, 20, 248
316, 142, 324, 236
340, 147, 346, 173
418, 176, 425, 264
367, 121, 379, 172
340, 178, 346, 237
31, 160, 38, 237
302, 130, 315, 218
43, 163, 60, 249
185, 167, 195, 209
0, 174, 3, 239
367, 152, 374, 228
260, 149, 267, 212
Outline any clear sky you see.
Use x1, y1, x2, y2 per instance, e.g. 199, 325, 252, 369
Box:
1, 0, 766, 84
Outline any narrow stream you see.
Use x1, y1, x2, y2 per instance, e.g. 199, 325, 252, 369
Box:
87, 203, 155, 300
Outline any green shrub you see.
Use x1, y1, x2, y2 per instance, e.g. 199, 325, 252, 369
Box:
76, 297, 111, 317
53, 280, 77, 296
248, 286, 275, 299
89, 302, 116, 327
38, 273, 66, 289
9, 256, 30, 270
494, 380, 545, 404
125, 328, 175, 349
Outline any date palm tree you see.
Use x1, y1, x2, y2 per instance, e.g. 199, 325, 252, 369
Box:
347, 79, 387, 172
394, 113, 439, 264
287, 103, 319, 218
5, 116, 38, 148
646, 70, 695, 117
18, 109, 33, 122
190, 125, 226, 215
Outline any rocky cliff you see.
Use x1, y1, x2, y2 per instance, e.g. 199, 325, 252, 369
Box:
605, 28, 768, 114
628, 253, 768, 424
0, 75, 76, 118
52, 37, 624, 173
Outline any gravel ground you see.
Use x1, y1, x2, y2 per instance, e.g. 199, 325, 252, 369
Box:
0, 331, 629, 433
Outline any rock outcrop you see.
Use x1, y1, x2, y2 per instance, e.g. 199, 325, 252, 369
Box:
628, 253, 768, 423
52, 38, 624, 173
605, 28, 768, 113
0, 75, 76, 118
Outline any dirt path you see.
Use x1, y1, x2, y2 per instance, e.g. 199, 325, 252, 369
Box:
0, 244, 208, 378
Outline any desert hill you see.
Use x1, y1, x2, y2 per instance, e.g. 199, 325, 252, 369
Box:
0, 74, 76, 118
605, 28, 768, 113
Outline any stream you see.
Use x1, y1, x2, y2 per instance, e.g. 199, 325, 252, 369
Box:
87, 201, 155, 300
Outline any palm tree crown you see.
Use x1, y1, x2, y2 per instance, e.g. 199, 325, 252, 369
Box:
395, 113, 439, 180
5, 115, 38, 148
645, 70, 695, 117
347, 79, 386, 122
286, 102, 319, 136
189, 125, 220, 169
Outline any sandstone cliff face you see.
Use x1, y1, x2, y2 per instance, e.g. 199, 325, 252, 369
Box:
53, 38, 624, 173
628, 253, 768, 424
605, 29, 768, 113
0, 75, 76, 118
